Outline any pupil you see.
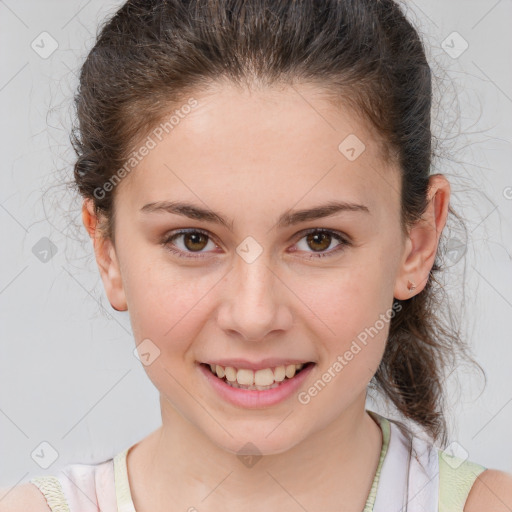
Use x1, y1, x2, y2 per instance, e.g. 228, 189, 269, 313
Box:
185, 232, 207, 251
308, 232, 330, 251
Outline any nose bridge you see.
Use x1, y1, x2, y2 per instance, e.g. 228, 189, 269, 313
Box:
239, 250, 274, 303
218, 247, 291, 341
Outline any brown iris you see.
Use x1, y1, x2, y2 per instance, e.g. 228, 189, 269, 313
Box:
183, 232, 209, 252
306, 232, 332, 252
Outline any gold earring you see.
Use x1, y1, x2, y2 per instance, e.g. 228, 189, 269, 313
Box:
407, 280, 416, 292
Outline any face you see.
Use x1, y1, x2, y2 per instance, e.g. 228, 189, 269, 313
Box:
88, 82, 413, 455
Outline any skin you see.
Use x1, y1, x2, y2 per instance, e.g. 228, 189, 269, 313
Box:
2, 83, 511, 512
80, 81, 452, 512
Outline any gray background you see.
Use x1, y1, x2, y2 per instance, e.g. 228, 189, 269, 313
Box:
1, 0, 511, 489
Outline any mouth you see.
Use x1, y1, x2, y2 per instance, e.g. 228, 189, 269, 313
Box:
200, 361, 315, 391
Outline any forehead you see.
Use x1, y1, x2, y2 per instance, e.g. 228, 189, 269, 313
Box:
117, 82, 401, 220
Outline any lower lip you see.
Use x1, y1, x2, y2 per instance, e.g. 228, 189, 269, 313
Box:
198, 362, 316, 409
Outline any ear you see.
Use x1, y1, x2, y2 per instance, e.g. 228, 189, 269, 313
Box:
394, 174, 451, 300
82, 199, 128, 311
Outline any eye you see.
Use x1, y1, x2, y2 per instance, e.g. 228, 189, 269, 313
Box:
161, 229, 218, 259
292, 228, 351, 259
161, 228, 351, 260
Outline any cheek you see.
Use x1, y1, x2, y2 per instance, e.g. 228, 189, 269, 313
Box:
125, 268, 214, 400
293, 257, 394, 373
295, 272, 392, 415
297, 259, 392, 333
122, 256, 215, 352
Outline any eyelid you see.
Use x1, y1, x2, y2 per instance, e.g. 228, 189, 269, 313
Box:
293, 227, 351, 243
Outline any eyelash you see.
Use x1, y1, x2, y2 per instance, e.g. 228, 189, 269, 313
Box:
161, 228, 351, 260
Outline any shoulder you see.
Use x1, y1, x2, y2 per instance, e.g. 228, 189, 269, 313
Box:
464, 469, 512, 512
0, 482, 51, 512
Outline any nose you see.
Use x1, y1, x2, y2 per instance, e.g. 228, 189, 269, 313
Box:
216, 254, 293, 342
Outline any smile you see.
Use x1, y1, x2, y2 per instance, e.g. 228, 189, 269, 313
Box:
201, 362, 314, 391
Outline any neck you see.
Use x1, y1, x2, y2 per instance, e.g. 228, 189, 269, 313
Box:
127, 394, 383, 512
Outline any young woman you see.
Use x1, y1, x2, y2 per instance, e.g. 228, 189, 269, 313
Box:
2, 0, 511, 510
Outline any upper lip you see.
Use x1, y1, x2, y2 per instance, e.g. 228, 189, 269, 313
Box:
201, 359, 314, 371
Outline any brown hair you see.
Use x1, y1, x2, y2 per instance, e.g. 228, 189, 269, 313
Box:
71, 0, 483, 447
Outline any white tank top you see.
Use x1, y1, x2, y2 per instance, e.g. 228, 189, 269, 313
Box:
29, 410, 486, 511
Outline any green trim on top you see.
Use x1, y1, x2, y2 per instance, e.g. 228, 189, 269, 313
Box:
29, 475, 71, 512
363, 410, 391, 511
114, 447, 137, 512
30, 415, 488, 512
438, 450, 487, 512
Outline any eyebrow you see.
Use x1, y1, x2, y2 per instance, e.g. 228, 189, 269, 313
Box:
140, 200, 370, 231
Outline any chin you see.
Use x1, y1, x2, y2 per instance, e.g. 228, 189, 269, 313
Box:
206, 424, 305, 458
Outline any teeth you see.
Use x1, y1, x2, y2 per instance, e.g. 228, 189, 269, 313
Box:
225, 366, 237, 382
285, 364, 296, 379
274, 365, 286, 382
227, 381, 280, 391
207, 362, 307, 386
254, 368, 275, 386
237, 369, 254, 386
215, 365, 225, 379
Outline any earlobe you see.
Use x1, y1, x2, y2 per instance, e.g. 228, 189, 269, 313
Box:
393, 174, 451, 300
81, 199, 128, 312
